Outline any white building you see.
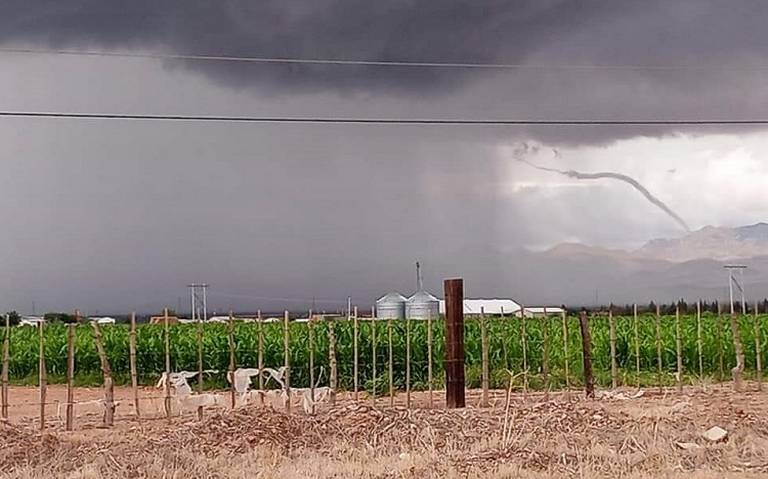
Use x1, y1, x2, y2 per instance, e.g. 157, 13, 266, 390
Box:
438, 298, 521, 315
436, 299, 565, 317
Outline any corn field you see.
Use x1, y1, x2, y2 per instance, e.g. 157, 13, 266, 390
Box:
3, 313, 768, 390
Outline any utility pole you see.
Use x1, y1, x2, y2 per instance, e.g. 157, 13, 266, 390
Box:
188, 283, 209, 321
724, 265, 747, 315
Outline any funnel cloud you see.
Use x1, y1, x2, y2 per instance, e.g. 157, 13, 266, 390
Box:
513, 143, 691, 233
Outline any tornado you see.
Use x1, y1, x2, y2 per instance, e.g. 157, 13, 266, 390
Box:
514, 144, 691, 233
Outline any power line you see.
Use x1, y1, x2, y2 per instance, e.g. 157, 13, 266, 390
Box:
208, 291, 346, 305
1, 46, 765, 72
1, 111, 768, 125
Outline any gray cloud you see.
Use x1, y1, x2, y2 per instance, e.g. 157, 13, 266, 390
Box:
1, 1, 767, 312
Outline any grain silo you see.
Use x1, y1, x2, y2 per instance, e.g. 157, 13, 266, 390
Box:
376, 292, 407, 319
405, 290, 440, 320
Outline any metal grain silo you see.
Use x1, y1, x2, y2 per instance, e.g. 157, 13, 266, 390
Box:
376, 292, 407, 319
405, 290, 440, 320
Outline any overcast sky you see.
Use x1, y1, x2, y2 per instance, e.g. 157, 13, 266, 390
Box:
1, 1, 767, 313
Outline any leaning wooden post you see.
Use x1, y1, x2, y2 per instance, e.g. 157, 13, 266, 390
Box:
633, 304, 640, 388
370, 307, 376, 407
675, 304, 683, 394
754, 301, 762, 391
1, 313, 9, 421
38, 319, 47, 431
608, 305, 618, 389
578, 310, 595, 399
163, 308, 171, 419
444, 278, 465, 408
655, 303, 663, 393
480, 306, 490, 407
308, 310, 316, 413
129, 312, 140, 418
696, 301, 704, 384
427, 309, 434, 408
353, 306, 359, 401
196, 313, 204, 419
387, 315, 394, 406
717, 302, 724, 381
228, 311, 237, 408
562, 308, 570, 393
730, 310, 746, 392
91, 321, 115, 426
520, 304, 528, 398
65, 324, 76, 431
257, 310, 264, 403
405, 309, 412, 409
543, 307, 551, 395
283, 310, 291, 413
327, 315, 337, 406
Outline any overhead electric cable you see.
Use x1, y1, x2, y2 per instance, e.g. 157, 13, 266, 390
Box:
1, 111, 767, 125
0, 46, 765, 72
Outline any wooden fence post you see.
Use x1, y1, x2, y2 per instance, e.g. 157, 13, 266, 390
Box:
227, 311, 237, 409
65, 324, 76, 431
257, 310, 264, 404
353, 306, 359, 401
755, 301, 762, 391
91, 321, 115, 426
1, 313, 9, 421
696, 301, 703, 384
163, 308, 171, 419
730, 310, 746, 392
406, 312, 412, 409
328, 315, 337, 406
283, 310, 291, 413
309, 310, 316, 413
38, 319, 46, 431
520, 304, 528, 399
444, 278, 465, 409
675, 304, 683, 394
480, 307, 489, 407
578, 310, 594, 399
388, 316, 394, 406
717, 302, 724, 381
129, 312, 140, 418
655, 303, 663, 393
371, 307, 377, 406
543, 307, 551, 395
633, 304, 640, 388
501, 307, 510, 371
562, 309, 570, 393
196, 313, 204, 419
427, 309, 434, 408
609, 305, 617, 389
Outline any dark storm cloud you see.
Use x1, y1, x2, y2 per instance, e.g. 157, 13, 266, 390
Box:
0, 0, 580, 93
4, 1, 768, 142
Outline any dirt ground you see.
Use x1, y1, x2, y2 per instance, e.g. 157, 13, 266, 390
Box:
3, 383, 768, 478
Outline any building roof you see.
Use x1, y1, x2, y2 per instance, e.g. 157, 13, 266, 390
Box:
438, 298, 521, 315
407, 290, 439, 303
376, 292, 408, 303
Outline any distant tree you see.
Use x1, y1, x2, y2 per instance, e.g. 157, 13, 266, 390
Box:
43, 312, 77, 324
4, 311, 20, 326
648, 301, 657, 313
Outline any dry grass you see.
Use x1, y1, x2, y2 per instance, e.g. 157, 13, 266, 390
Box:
3, 385, 768, 478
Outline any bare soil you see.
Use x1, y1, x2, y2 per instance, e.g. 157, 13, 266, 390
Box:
2, 383, 768, 478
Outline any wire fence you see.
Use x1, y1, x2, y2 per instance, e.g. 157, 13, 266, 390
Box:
1, 304, 766, 431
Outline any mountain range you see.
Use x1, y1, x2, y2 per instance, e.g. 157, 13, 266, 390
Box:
521, 223, 768, 305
